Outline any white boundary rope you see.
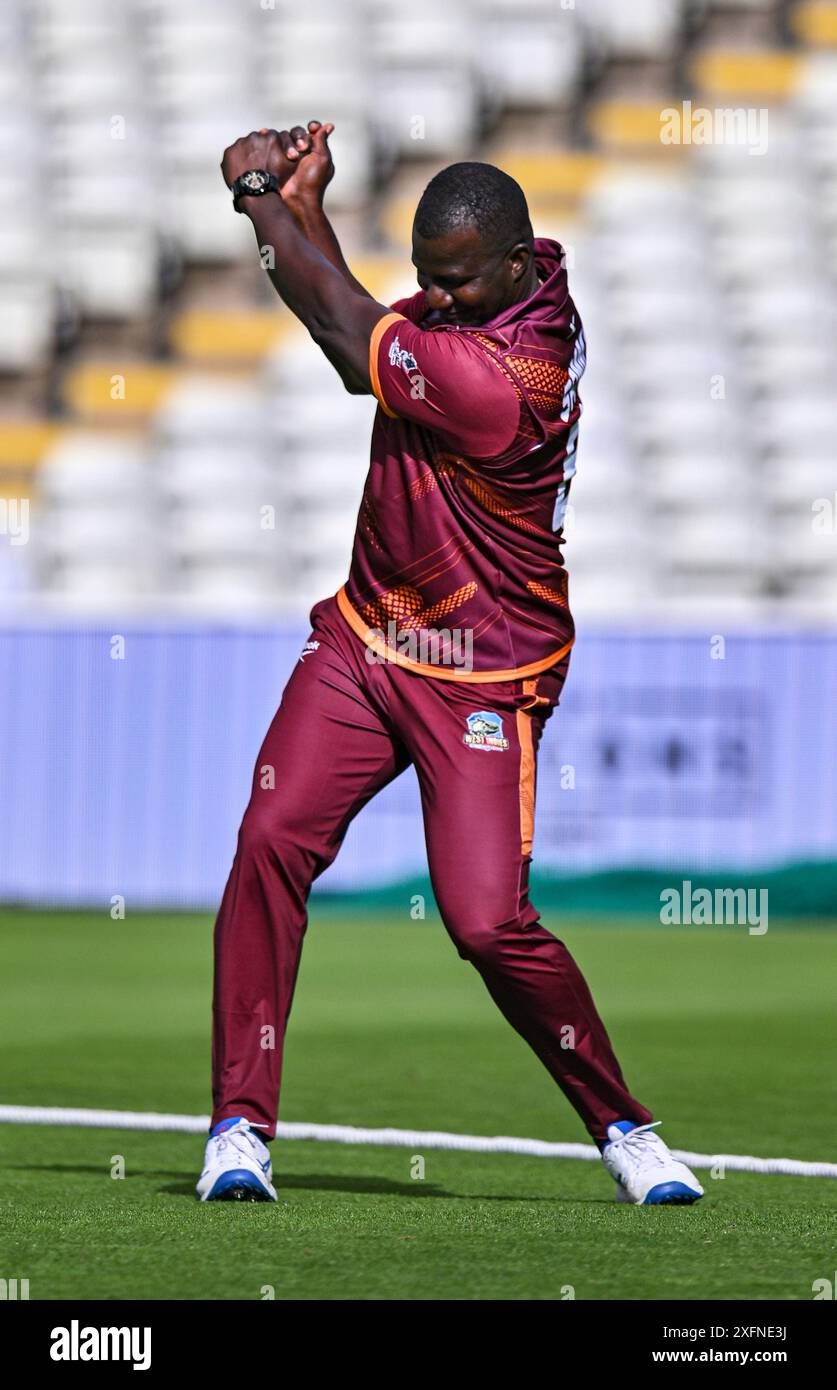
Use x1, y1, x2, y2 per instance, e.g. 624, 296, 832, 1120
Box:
1, 1104, 835, 1179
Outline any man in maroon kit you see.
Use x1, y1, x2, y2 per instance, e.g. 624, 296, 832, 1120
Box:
197, 121, 703, 1207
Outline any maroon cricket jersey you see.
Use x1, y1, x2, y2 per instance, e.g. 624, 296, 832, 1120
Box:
335, 237, 586, 681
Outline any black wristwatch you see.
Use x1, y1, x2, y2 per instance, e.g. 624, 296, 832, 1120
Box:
231, 169, 279, 213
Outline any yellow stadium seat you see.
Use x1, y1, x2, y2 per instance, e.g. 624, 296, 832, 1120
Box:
169, 311, 293, 363
588, 104, 684, 153
0, 421, 61, 468
486, 151, 609, 201
793, 2, 837, 47
63, 363, 177, 420
691, 50, 802, 100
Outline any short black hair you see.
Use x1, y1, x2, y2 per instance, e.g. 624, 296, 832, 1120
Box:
414, 162, 533, 251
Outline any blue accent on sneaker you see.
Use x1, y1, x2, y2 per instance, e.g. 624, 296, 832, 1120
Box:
210, 1116, 247, 1138
598, 1119, 638, 1152
644, 1180, 703, 1205
206, 1169, 274, 1202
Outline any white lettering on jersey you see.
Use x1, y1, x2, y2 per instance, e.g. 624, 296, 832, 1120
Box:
553, 327, 586, 531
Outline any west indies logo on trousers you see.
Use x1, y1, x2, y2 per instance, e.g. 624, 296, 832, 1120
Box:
463, 711, 510, 752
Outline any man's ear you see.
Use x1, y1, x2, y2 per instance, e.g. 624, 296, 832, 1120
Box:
508, 242, 532, 283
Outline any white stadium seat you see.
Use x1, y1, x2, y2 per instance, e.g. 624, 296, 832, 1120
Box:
59, 223, 160, 318
0, 278, 55, 371
580, 0, 683, 59
38, 435, 151, 503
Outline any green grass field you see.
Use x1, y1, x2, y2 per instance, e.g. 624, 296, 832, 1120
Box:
0, 907, 835, 1301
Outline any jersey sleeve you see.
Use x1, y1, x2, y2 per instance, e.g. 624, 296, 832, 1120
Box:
368, 313, 521, 460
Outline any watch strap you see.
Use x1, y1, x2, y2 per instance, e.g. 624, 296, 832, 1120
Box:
232, 170, 279, 213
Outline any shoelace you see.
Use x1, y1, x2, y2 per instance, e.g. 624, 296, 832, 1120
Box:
607, 1121, 670, 1170
213, 1125, 264, 1166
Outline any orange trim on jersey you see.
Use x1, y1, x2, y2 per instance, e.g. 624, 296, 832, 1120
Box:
336, 585, 574, 683
516, 707, 536, 857
368, 312, 406, 419
520, 676, 552, 711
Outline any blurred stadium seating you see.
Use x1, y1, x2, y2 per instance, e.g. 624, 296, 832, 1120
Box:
1, 0, 836, 623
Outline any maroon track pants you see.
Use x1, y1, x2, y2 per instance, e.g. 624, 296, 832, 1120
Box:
211, 596, 652, 1145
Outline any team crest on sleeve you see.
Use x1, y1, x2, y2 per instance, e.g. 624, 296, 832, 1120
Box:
388, 335, 419, 375
299, 640, 320, 662
463, 710, 510, 752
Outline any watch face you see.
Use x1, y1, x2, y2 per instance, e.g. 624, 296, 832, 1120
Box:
240, 169, 269, 194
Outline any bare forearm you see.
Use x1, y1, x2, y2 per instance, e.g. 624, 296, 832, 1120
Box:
283, 196, 372, 299
241, 191, 383, 385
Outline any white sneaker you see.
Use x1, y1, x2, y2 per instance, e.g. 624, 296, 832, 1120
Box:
196, 1117, 277, 1202
602, 1121, 704, 1205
